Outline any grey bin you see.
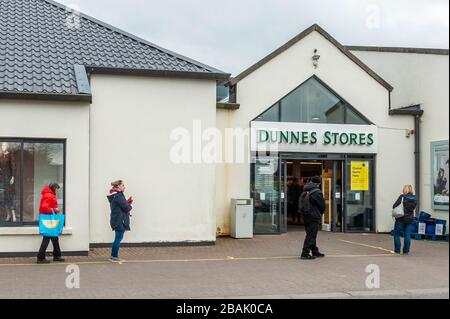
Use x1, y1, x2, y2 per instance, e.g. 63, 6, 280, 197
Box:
230, 199, 254, 239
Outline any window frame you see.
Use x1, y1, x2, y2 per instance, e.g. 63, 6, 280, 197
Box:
252, 75, 374, 125
0, 137, 66, 227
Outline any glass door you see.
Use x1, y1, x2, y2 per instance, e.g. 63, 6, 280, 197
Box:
333, 161, 344, 232
252, 157, 280, 233
344, 158, 375, 232
322, 176, 332, 231
279, 160, 288, 233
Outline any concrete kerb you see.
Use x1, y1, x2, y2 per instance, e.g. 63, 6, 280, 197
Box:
208, 288, 449, 299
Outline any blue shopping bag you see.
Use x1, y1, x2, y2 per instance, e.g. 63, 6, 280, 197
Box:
39, 209, 65, 237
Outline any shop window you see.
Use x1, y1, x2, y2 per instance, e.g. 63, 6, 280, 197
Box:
346, 107, 368, 125
257, 102, 280, 122
254, 76, 370, 125
0, 139, 65, 226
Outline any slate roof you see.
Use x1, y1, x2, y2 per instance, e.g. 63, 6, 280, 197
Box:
0, 0, 229, 101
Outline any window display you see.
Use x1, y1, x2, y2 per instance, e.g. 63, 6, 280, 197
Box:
0, 139, 65, 226
0, 142, 19, 222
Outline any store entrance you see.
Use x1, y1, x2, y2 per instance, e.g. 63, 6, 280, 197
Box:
281, 159, 343, 232
252, 153, 375, 234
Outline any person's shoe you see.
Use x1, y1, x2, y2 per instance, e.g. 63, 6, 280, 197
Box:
300, 254, 316, 260
109, 257, 124, 263
403, 252, 410, 256
312, 252, 325, 258
37, 259, 51, 264
53, 257, 66, 262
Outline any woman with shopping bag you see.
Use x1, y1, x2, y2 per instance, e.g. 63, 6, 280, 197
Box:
392, 185, 417, 255
37, 183, 65, 264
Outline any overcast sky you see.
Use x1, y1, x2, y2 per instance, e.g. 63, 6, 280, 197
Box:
57, 0, 449, 75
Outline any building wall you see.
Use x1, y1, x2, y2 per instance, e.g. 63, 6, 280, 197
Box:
216, 30, 415, 234
89, 75, 218, 244
0, 100, 90, 253
351, 50, 449, 229
215, 108, 232, 236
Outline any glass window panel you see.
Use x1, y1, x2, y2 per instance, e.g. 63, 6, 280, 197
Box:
346, 107, 368, 125
251, 157, 280, 233
255, 103, 279, 122
0, 142, 20, 224
23, 143, 64, 223
280, 78, 343, 123
280, 86, 303, 122
256, 77, 370, 125
325, 102, 345, 124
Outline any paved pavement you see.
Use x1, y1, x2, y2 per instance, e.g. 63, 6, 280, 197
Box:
0, 227, 448, 299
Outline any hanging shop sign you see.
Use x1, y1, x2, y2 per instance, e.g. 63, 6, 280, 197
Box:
250, 122, 378, 154
350, 161, 370, 191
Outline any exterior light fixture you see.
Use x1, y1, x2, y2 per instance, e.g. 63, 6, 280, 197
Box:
312, 49, 321, 68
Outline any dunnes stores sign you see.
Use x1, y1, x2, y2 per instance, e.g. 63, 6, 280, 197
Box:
250, 122, 378, 154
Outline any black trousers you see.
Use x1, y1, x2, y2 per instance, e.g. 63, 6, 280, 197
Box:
37, 236, 61, 260
302, 216, 320, 255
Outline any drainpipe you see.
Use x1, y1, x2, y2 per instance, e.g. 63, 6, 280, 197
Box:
414, 114, 421, 212
389, 104, 424, 215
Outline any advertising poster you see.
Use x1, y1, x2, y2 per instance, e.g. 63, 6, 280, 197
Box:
431, 141, 449, 210
351, 161, 369, 191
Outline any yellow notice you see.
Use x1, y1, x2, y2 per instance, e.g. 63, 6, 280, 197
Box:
351, 161, 369, 191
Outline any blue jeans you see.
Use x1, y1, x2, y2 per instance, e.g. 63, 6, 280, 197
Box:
111, 231, 125, 258
393, 221, 414, 254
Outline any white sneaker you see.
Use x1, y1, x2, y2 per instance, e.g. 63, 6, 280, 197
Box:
109, 257, 124, 263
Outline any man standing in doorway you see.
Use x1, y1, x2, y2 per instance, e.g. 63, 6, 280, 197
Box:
299, 176, 326, 260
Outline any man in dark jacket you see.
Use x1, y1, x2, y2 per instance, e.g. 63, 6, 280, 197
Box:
299, 176, 326, 260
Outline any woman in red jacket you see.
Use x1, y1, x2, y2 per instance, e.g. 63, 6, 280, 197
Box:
37, 183, 65, 264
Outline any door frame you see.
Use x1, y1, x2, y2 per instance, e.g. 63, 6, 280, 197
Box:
278, 153, 376, 233
332, 160, 344, 232
343, 156, 377, 233
279, 159, 288, 233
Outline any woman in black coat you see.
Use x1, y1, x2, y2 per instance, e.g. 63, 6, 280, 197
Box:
107, 180, 133, 262
392, 185, 417, 255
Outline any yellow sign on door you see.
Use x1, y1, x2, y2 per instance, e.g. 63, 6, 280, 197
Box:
351, 161, 369, 191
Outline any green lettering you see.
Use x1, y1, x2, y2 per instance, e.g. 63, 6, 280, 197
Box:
349, 133, 358, 145
367, 133, 374, 145
310, 132, 317, 144
290, 131, 300, 144
332, 133, 339, 145
258, 130, 269, 143
280, 131, 289, 144
359, 133, 366, 145
324, 131, 331, 145
269, 131, 277, 143
301, 131, 309, 144
339, 133, 349, 144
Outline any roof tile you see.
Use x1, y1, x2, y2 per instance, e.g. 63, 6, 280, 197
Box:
0, 0, 225, 97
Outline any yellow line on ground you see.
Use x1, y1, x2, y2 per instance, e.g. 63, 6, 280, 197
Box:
0, 253, 398, 267
0, 261, 108, 267
338, 239, 395, 253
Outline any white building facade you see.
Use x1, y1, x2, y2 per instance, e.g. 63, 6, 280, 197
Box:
215, 25, 449, 236
0, 1, 448, 256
